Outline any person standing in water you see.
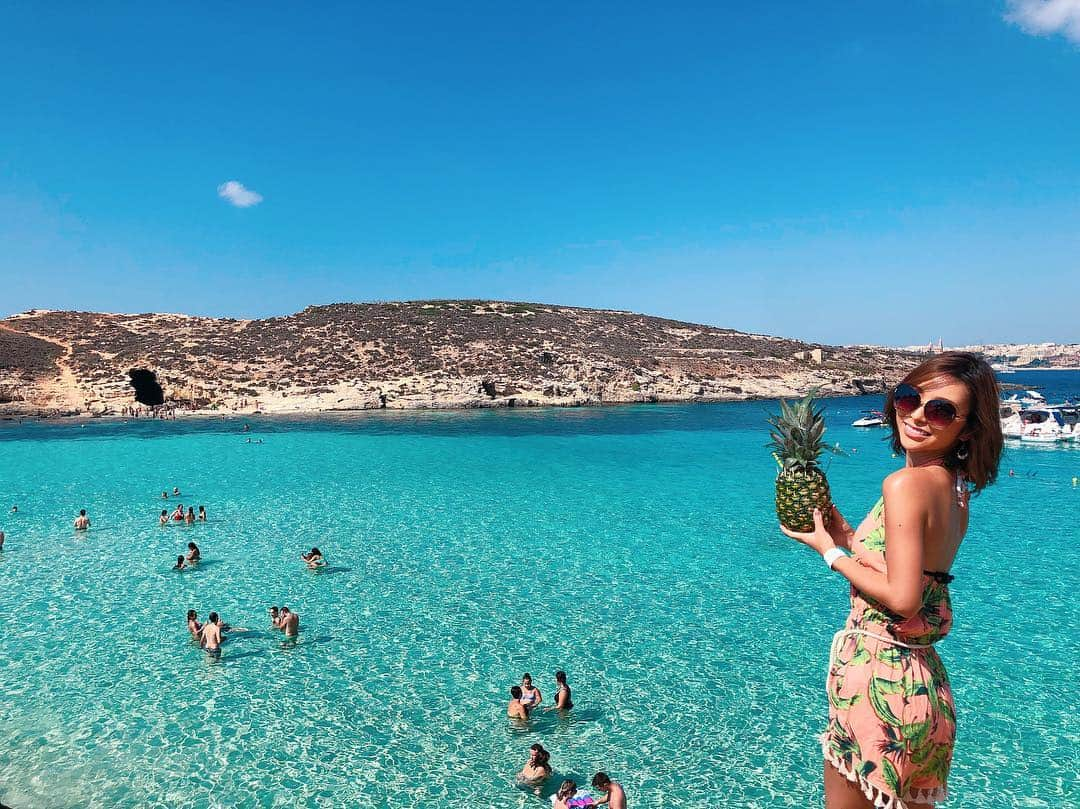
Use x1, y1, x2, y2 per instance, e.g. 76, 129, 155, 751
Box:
278, 607, 299, 637
592, 773, 626, 809
200, 612, 222, 657
173, 555, 186, 570
186, 542, 200, 564
197, 506, 207, 522
0, 530, 5, 551
301, 547, 326, 568
159, 510, 169, 526
507, 686, 529, 719
73, 510, 90, 530
519, 673, 542, 710
545, 670, 574, 711
186, 610, 202, 638
517, 743, 552, 791
780, 352, 1003, 809
185, 507, 195, 525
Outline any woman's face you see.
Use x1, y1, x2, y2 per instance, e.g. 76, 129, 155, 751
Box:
529, 748, 538, 763
895, 375, 972, 455
522, 677, 532, 689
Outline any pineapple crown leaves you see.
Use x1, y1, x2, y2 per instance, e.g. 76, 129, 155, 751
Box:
765, 388, 844, 473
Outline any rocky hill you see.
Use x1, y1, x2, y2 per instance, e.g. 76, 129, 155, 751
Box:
0, 301, 921, 417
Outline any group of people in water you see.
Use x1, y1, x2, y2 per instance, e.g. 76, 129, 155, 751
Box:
517, 744, 625, 809
184, 605, 301, 658
507, 672, 626, 806
173, 542, 201, 570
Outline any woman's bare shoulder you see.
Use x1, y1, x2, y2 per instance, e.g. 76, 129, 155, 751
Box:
882, 466, 953, 502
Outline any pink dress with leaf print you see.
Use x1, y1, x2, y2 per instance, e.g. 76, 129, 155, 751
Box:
821, 496, 956, 809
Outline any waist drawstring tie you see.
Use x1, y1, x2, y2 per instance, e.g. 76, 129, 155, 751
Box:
827, 629, 933, 688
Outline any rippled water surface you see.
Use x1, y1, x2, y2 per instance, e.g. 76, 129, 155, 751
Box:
1, 373, 1077, 808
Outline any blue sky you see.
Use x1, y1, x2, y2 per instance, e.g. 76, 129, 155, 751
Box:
2, 1, 1078, 346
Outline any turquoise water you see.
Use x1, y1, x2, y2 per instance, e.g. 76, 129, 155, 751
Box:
0, 375, 1077, 808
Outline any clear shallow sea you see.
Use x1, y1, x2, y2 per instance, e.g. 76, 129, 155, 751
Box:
0, 372, 1077, 808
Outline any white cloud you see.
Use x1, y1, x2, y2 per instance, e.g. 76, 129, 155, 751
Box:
1006, 0, 1080, 44
217, 180, 263, 208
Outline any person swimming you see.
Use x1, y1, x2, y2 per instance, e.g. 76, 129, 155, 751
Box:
73, 509, 90, 530
518, 743, 553, 791
186, 609, 202, 638
173, 487, 181, 496
519, 673, 542, 709
186, 542, 200, 564
173, 555, 186, 570
197, 506, 207, 522
508, 686, 529, 719
301, 547, 326, 568
159, 510, 169, 526
185, 507, 195, 525
161, 491, 169, 500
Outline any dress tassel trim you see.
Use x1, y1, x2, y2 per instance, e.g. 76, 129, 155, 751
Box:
819, 733, 948, 809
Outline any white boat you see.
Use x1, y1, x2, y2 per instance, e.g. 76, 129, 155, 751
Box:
1000, 403, 1024, 439
852, 410, 886, 428
1019, 408, 1067, 443
1003, 390, 1047, 407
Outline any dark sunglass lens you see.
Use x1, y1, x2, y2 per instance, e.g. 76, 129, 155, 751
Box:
894, 384, 921, 414
924, 400, 958, 427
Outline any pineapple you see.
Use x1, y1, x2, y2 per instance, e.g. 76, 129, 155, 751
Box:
767, 390, 840, 532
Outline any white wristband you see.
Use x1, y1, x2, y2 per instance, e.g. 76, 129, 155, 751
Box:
823, 547, 847, 570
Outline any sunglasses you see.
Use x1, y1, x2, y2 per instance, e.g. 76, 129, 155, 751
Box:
892, 383, 965, 428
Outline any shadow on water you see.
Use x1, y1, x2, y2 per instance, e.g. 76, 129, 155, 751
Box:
312, 566, 352, 575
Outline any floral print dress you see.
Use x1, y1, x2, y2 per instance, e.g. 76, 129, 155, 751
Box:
821, 497, 956, 809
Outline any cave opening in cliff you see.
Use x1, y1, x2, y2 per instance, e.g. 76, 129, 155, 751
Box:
128, 369, 165, 406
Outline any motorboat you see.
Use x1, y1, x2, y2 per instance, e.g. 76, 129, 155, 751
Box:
1000, 403, 1024, 439
852, 410, 886, 427
1003, 390, 1047, 407
1019, 408, 1067, 443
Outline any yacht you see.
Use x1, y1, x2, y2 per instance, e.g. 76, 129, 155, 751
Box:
1000, 402, 1024, 439
1003, 390, 1047, 407
1019, 408, 1067, 443
851, 410, 886, 427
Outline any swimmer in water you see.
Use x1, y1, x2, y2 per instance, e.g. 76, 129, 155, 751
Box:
162, 491, 169, 500
591, 772, 626, 809
171, 504, 184, 522
278, 607, 299, 637
186, 609, 202, 638
545, 670, 574, 711
517, 743, 552, 793
173, 487, 181, 496
185, 507, 195, 525
197, 506, 207, 522
73, 510, 90, 530
519, 673, 542, 710
552, 780, 588, 809
508, 686, 529, 719
159, 510, 169, 526
200, 611, 222, 656
301, 547, 326, 568
186, 542, 200, 564
269, 606, 280, 627
0, 530, 5, 551
173, 555, 186, 570
9, 505, 16, 513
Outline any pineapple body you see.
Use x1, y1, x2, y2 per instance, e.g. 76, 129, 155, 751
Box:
775, 469, 833, 533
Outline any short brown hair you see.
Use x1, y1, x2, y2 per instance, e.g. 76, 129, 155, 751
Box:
884, 351, 1003, 493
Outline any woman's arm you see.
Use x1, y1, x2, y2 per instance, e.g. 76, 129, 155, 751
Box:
832, 473, 926, 618
782, 470, 928, 619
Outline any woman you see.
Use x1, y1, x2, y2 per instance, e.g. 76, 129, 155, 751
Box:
173, 555, 186, 571
185, 507, 196, 525
159, 510, 169, 526
517, 743, 552, 792
186, 610, 202, 638
197, 506, 207, 522
519, 673, 542, 710
186, 542, 200, 564
552, 779, 593, 809
546, 670, 573, 711
781, 352, 1002, 809
171, 504, 184, 522
301, 547, 326, 568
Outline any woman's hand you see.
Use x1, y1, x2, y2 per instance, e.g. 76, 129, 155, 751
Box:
779, 508, 837, 557
825, 504, 855, 549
